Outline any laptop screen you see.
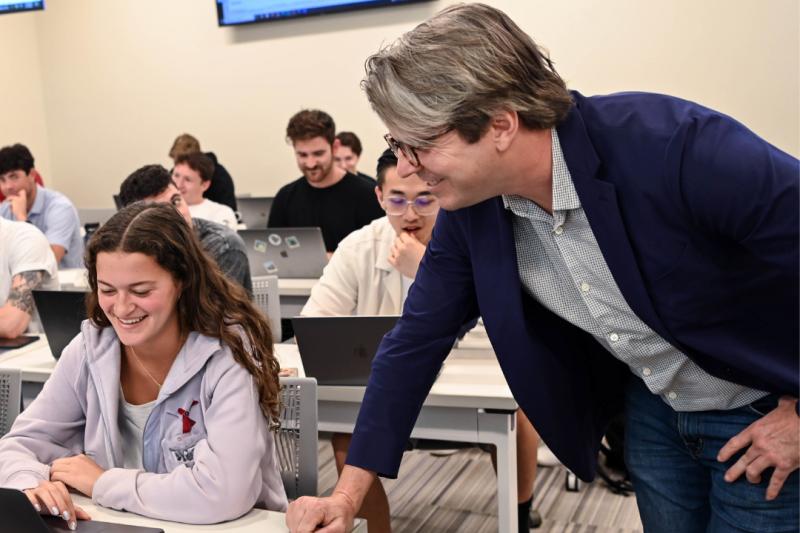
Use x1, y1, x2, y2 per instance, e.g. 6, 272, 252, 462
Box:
238, 227, 327, 279
32, 290, 87, 360
292, 315, 399, 386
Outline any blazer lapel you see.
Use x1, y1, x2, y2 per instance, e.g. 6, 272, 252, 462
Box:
557, 103, 668, 335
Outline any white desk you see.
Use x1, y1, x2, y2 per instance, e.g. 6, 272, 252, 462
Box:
69, 495, 290, 532
3, 341, 516, 532
275, 344, 519, 533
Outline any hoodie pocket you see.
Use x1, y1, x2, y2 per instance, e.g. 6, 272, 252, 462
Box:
162, 429, 205, 471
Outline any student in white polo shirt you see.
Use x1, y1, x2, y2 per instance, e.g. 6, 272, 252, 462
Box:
0, 218, 58, 338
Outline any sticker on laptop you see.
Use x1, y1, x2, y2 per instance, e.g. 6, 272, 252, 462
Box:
253, 239, 267, 253
286, 235, 300, 249
280, 250, 289, 258
268, 233, 283, 247
263, 261, 279, 275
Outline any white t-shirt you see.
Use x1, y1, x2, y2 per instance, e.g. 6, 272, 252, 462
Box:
188, 199, 237, 230
119, 387, 157, 470
0, 218, 58, 306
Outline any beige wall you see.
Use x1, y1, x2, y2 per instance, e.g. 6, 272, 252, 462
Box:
4, 0, 798, 207
0, 10, 51, 182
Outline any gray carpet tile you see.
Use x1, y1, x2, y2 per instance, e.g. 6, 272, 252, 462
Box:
316, 435, 642, 532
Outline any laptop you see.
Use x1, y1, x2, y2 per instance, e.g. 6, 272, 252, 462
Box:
32, 290, 87, 360
292, 316, 399, 386
235, 196, 273, 229
239, 227, 327, 279
0, 487, 164, 532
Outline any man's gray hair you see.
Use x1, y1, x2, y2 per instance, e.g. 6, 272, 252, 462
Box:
362, 3, 573, 147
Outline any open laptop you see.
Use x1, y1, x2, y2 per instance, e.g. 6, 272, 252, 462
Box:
235, 196, 273, 229
239, 227, 327, 279
292, 316, 399, 386
32, 290, 87, 360
0, 488, 163, 532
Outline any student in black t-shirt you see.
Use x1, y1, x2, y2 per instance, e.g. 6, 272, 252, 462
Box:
268, 110, 384, 253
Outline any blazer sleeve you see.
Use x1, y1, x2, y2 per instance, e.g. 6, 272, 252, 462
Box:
0, 335, 87, 491
91, 359, 271, 524
346, 210, 480, 477
670, 112, 798, 274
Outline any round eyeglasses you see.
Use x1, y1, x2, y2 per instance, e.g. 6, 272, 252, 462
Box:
383, 133, 420, 167
383, 195, 438, 216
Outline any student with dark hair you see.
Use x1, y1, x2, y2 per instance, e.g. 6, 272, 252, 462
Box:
168, 133, 238, 212
0, 143, 83, 268
119, 165, 252, 294
173, 153, 237, 229
268, 110, 384, 253
0, 203, 287, 528
334, 131, 374, 182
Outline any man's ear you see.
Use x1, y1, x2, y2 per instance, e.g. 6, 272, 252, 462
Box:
489, 109, 519, 152
332, 138, 341, 152
200, 180, 212, 193
374, 185, 384, 206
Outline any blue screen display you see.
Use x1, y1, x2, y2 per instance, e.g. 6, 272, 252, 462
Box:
216, 0, 430, 26
0, 1, 44, 14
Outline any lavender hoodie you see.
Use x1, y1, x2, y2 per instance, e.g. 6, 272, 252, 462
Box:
0, 320, 288, 523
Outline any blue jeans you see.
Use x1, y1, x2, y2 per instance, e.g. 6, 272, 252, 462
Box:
624, 377, 799, 533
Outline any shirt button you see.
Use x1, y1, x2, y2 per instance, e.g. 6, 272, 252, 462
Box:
609, 333, 620, 342
641, 367, 652, 376
554, 225, 564, 235
668, 391, 677, 400
580, 282, 590, 293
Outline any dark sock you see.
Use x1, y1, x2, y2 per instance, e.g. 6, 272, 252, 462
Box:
518, 496, 533, 533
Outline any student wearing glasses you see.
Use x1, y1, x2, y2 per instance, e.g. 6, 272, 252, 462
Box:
301, 149, 543, 532
0, 203, 287, 529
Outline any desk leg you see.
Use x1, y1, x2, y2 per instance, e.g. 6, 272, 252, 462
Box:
478, 409, 517, 533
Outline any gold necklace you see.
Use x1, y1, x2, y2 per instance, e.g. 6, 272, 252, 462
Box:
127, 345, 164, 389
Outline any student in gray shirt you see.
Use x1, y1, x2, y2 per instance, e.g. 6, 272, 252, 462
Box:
0, 144, 84, 269
118, 165, 252, 295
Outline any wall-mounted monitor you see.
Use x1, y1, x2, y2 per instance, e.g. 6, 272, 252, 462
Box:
0, 1, 44, 15
216, 0, 431, 27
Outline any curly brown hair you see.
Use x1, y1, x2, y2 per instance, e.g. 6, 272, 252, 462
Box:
286, 109, 336, 145
84, 202, 281, 427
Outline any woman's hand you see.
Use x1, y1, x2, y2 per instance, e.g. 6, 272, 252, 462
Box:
50, 454, 106, 498
24, 480, 91, 531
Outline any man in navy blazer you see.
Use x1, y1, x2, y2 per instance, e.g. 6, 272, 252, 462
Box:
287, 5, 798, 533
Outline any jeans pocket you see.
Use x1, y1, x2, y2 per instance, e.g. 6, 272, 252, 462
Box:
745, 394, 779, 417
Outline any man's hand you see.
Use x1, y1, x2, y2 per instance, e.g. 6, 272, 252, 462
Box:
24, 480, 92, 531
7, 188, 28, 221
50, 454, 106, 498
286, 491, 357, 533
388, 231, 426, 278
717, 396, 800, 500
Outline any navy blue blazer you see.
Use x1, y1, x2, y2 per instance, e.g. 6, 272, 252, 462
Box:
347, 92, 799, 481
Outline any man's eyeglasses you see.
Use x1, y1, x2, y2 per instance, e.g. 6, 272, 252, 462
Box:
384, 133, 420, 167
383, 195, 438, 216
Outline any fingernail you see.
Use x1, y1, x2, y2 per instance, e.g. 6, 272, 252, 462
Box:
34, 503, 41, 512
63, 511, 70, 521
51, 506, 59, 516
69, 521, 77, 531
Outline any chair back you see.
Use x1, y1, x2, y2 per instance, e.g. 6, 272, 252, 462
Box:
276, 377, 318, 500
0, 369, 22, 437
252, 275, 281, 342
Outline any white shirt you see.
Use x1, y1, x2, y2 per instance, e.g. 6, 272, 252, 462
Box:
188, 199, 237, 230
0, 218, 58, 306
119, 389, 157, 470
302, 217, 403, 316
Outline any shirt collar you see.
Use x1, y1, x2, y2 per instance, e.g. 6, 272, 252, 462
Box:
502, 128, 580, 216
28, 185, 46, 218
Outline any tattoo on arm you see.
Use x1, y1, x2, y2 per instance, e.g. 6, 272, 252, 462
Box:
7, 270, 47, 315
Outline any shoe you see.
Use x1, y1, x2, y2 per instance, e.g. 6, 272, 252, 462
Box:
529, 509, 542, 529
537, 442, 560, 467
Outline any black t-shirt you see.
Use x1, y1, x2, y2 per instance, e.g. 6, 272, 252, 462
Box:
203, 152, 237, 212
267, 172, 384, 252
